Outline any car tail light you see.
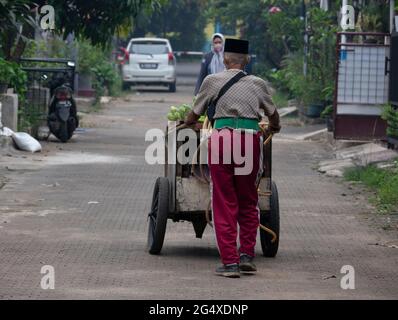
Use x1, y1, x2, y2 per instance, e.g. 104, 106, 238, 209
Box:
117, 55, 125, 63
56, 89, 71, 100
168, 52, 174, 65
117, 47, 129, 65
123, 48, 130, 65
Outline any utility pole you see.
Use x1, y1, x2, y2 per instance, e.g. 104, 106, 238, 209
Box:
320, 0, 329, 11
391, 0, 396, 33
342, 0, 348, 45
302, 0, 308, 77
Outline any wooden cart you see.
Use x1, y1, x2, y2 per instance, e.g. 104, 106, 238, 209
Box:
147, 121, 280, 257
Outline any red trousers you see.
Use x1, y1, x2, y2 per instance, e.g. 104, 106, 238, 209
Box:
208, 129, 262, 265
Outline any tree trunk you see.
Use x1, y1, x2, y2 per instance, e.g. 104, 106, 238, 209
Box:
9, 24, 35, 62
4, 30, 15, 61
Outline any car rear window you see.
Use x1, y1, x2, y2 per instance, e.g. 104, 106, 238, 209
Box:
130, 41, 170, 55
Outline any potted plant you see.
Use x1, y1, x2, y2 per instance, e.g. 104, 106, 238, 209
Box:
321, 105, 334, 132
382, 104, 398, 147
303, 81, 325, 118
306, 103, 325, 118
356, 12, 384, 43
91, 62, 119, 103
77, 39, 109, 97
319, 86, 334, 130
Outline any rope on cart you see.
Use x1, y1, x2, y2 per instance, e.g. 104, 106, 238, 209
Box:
190, 138, 211, 184
205, 199, 213, 227
259, 224, 278, 243
257, 124, 277, 243
190, 117, 212, 184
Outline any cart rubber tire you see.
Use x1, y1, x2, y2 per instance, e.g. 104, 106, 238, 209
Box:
147, 177, 169, 255
260, 181, 280, 257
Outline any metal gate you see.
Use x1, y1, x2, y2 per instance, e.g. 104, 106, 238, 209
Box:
19, 58, 75, 135
389, 32, 398, 106
333, 32, 390, 140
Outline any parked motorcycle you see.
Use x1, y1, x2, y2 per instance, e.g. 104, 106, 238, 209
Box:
46, 62, 79, 143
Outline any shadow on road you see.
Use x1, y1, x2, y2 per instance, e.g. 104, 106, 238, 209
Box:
132, 87, 173, 93
159, 246, 220, 260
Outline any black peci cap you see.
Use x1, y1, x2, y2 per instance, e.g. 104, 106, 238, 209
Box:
224, 38, 249, 54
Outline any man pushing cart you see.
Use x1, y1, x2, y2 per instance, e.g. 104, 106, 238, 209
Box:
148, 39, 281, 279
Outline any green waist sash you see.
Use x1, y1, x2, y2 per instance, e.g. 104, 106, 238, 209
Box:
213, 117, 260, 131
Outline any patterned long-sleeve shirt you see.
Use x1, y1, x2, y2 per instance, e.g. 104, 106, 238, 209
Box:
193, 69, 276, 120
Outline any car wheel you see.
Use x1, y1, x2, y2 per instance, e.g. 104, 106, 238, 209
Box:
122, 82, 131, 91
168, 82, 176, 93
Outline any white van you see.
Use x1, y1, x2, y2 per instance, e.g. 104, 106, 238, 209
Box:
122, 38, 177, 92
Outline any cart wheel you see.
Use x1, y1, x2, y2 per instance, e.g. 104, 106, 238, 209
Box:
260, 181, 280, 257
147, 177, 169, 255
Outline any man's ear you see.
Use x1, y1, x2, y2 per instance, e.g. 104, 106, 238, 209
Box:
246, 55, 251, 65
223, 55, 229, 68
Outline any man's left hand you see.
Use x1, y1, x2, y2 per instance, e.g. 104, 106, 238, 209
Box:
185, 110, 200, 126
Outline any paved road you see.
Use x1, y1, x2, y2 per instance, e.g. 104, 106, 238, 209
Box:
0, 63, 397, 299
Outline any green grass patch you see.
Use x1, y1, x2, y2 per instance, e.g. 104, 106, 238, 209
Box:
88, 101, 102, 114
344, 163, 398, 213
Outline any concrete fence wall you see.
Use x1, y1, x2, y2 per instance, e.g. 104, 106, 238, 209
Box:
0, 94, 18, 131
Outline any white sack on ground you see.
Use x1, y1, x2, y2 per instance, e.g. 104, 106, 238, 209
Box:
0, 127, 14, 137
11, 132, 42, 153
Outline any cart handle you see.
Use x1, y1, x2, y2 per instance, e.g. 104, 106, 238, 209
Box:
259, 121, 273, 145
264, 133, 273, 145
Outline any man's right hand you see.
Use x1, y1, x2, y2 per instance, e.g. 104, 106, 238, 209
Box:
269, 125, 281, 134
268, 110, 281, 134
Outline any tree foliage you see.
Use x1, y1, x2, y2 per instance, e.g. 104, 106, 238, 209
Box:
208, 0, 306, 67
210, 0, 390, 107
133, 0, 209, 51
0, 0, 37, 60
45, 0, 164, 46
0, 0, 163, 61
